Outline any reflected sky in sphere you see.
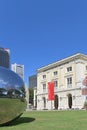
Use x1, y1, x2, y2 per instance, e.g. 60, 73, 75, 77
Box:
0, 66, 24, 89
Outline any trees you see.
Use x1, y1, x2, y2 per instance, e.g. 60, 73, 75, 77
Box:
29, 88, 34, 105
84, 101, 87, 110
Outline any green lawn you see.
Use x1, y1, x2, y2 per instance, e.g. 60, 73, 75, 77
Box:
0, 110, 87, 130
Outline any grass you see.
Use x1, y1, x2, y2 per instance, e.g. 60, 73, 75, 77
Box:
0, 110, 87, 130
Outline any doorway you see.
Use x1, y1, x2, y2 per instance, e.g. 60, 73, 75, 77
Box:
54, 95, 58, 109
43, 97, 46, 109
67, 94, 72, 109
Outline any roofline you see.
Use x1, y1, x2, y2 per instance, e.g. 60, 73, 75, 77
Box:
37, 53, 87, 73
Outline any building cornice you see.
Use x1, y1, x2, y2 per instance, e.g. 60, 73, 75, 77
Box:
36, 86, 81, 96
37, 53, 87, 73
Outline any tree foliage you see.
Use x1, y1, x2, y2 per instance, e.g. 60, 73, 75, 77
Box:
29, 88, 34, 105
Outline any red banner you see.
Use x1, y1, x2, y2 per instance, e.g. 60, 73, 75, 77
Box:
48, 81, 55, 100
82, 76, 87, 86
82, 88, 87, 95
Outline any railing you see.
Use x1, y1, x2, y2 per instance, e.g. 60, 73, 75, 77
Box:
67, 84, 72, 88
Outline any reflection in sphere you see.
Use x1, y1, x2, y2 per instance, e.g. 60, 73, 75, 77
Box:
0, 66, 26, 125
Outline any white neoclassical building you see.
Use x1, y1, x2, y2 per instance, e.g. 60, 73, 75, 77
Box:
36, 53, 87, 110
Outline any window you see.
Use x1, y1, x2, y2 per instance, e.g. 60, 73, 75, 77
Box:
53, 71, 58, 76
43, 84, 46, 92
86, 66, 87, 70
54, 80, 58, 90
67, 77, 72, 87
67, 67, 72, 72
43, 75, 46, 79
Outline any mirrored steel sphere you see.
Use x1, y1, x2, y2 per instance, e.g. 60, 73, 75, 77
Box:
0, 66, 26, 125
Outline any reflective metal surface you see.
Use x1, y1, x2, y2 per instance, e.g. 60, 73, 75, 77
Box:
0, 66, 26, 125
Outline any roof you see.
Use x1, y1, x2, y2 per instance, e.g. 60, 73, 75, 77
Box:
37, 53, 87, 73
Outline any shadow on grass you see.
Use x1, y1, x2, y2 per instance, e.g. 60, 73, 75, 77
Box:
1, 117, 35, 127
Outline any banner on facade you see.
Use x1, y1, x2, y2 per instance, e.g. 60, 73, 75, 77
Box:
82, 76, 87, 95
48, 81, 55, 100
82, 88, 87, 95
82, 76, 87, 87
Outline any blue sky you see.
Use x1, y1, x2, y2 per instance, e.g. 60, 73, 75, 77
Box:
0, 0, 87, 86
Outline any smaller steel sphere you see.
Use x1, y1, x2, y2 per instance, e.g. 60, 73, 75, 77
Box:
0, 66, 26, 125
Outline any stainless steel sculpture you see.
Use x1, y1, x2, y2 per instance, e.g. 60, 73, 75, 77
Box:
0, 66, 26, 125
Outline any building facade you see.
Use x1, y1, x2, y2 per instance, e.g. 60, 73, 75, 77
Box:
0, 47, 10, 68
36, 53, 87, 110
11, 63, 24, 80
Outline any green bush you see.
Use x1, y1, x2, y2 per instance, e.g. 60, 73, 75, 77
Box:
84, 101, 87, 110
